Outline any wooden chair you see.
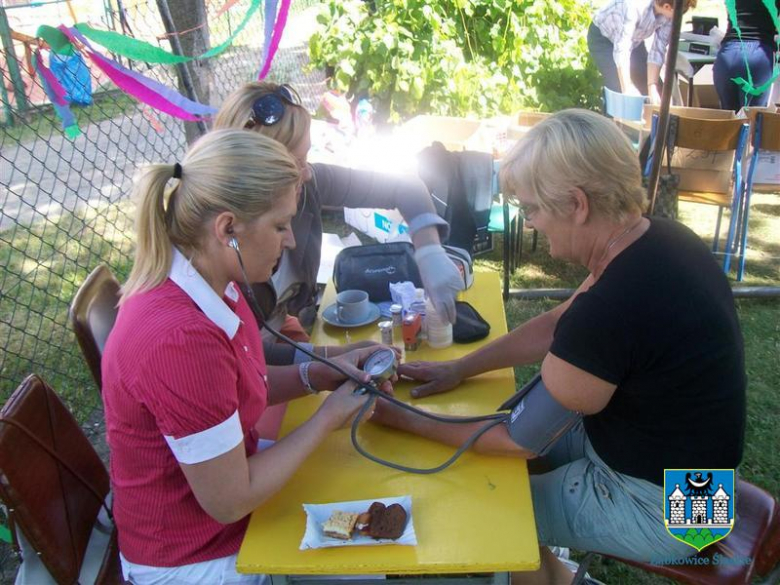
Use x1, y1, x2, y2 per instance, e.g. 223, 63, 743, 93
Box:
0, 374, 123, 584
736, 110, 780, 280
69, 265, 121, 391
590, 480, 780, 585
646, 114, 750, 274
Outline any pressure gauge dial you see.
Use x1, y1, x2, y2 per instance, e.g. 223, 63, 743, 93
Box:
362, 348, 398, 384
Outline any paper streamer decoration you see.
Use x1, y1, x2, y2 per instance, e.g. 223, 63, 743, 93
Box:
725, 0, 780, 98
258, 0, 290, 79
33, 51, 81, 138
61, 26, 217, 121
33, 50, 68, 106
36, 25, 76, 55
73, 0, 262, 65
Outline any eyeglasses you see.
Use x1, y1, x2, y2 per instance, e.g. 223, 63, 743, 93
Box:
516, 202, 539, 221
246, 85, 299, 128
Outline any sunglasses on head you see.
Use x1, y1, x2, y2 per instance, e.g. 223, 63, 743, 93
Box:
246, 85, 299, 128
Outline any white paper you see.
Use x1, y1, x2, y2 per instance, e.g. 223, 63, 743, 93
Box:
300, 496, 416, 550
317, 232, 362, 284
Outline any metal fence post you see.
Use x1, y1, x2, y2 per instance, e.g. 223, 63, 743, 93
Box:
0, 7, 29, 122
155, 0, 208, 138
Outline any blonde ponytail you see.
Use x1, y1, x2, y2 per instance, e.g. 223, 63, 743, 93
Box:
121, 165, 178, 302
121, 129, 300, 303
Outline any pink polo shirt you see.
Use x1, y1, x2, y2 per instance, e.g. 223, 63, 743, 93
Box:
102, 249, 268, 566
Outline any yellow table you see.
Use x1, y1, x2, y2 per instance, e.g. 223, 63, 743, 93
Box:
237, 272, 540, 581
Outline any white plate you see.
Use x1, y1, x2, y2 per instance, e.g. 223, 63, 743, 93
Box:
300, 496, 416, 550
321, 302, 381, 328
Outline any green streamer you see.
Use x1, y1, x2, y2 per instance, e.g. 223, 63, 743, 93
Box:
36, 25, 75, 55
725, 0, 780, 98
73, 0, 261, 65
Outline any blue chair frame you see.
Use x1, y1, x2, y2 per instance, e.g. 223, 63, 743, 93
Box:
645, 113, 750, 277
736, 111, 780, 280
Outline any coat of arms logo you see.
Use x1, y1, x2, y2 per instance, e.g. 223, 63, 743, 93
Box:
664, 469, 736, 552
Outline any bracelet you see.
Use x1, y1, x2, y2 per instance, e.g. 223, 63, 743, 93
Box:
299, 361, 318, 395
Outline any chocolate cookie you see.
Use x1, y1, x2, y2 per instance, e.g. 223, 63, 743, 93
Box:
368, 503, 407, 540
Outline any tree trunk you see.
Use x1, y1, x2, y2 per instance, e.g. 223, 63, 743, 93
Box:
156, 0, 211, 144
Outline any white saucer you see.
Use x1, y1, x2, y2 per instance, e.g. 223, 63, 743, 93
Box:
321, 302, 381, 328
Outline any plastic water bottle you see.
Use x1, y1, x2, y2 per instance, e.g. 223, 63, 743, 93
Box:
425, 298, 453, 349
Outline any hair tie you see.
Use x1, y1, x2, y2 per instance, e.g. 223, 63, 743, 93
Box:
173, 162, 183, 179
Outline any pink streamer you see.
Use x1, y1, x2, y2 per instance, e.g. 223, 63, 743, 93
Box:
34, 51, 68, 106
60, 26, 215, 121
216, 0, 242, 18
258, 0, 291, 79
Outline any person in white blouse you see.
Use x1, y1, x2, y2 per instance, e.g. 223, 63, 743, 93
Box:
587, 0, 698, 104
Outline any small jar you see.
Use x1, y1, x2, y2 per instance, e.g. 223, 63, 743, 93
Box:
390, 304, 403, 328
378, 320, 394, 346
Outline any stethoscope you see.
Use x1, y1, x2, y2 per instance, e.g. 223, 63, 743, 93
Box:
229, 236, 511, 474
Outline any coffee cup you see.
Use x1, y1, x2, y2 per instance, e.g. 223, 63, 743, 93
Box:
336, 289, 370, 324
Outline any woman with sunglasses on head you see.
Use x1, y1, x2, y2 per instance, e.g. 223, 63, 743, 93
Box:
214, 82, 464, 365
102, 130, 390, 584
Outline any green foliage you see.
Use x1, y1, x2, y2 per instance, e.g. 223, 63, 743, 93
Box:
308, 0, 601, 122
678, 528, 723, 549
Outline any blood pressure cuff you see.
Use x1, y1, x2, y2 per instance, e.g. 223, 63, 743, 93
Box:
498, 373, 582, 457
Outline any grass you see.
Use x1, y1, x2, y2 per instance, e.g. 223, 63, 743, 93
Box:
0, 198, 135, 418
0, 90, 137, 146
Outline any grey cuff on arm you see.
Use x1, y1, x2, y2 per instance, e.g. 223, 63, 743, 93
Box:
407, 212, 450, 241
262, 339, 297, 366
293, 344, 315, 364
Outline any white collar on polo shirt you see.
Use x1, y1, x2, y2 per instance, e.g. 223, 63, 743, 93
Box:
169, 247, 241, 339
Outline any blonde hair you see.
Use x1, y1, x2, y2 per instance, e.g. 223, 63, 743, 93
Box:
213, 82, 311, 152
500, 109, 647, 222
121, 129, 300, 302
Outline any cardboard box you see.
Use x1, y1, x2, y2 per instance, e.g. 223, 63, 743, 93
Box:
678, 65, 720, 109
342, 207, 410, 243
395, 115, 482, 153
748, 151, 780, 186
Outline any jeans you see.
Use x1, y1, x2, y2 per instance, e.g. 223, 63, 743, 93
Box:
713, 40, 775, 111
531, 422, 695, 563
587, 22, 649, 96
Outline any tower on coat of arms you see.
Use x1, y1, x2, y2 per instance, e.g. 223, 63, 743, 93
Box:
664, 469, 735, 552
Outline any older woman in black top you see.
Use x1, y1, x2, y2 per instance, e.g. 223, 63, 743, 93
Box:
371, 110, 746, 584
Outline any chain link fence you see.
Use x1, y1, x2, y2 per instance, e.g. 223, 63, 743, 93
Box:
0, 0, 325, 578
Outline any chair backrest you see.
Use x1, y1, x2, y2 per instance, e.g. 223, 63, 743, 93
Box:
604, 87, 646, 122
0, 374, 111, 584
69, 265, 120, 390
672, 115, 749, 151
751, 110, 780, 152
642, 104, 734, 130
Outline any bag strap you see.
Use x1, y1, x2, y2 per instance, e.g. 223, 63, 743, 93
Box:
0, 417, 113, 521
665, 115, 679, 175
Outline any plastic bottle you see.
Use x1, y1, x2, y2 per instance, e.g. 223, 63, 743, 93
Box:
409, 288, 427, 339
425, 298, 453, 349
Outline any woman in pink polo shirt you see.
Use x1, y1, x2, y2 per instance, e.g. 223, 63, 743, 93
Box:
102, 129, 383, 584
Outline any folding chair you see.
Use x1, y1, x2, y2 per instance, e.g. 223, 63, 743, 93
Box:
0, 374, 123, 584
646, 114, 750, 274
69, 265, 121, 391
737, 110, 780, 280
